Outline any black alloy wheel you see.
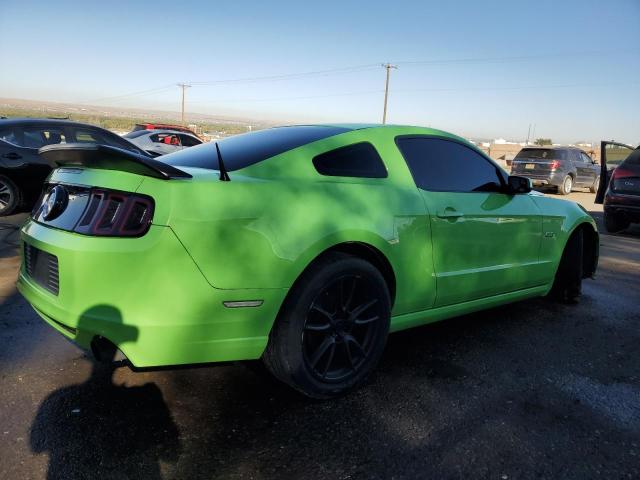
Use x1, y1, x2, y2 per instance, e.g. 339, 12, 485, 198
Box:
303, 274, 384, 382
263, 252, 390, 398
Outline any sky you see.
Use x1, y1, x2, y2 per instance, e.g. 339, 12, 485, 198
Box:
0, 0, 639, 144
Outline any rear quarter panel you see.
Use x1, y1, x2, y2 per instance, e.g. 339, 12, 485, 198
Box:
142, 128, 443, 316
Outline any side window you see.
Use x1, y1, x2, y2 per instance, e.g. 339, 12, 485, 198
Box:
179, 134, 201, 147
580, 152, 593, 164
0, 128, 18, 146
150, 133, 181, 146
21, 127, 66, 148
396, 137, 503, 192
312, 142, 387, 178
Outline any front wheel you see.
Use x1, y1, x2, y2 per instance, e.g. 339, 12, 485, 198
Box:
589, 175, 600, 194
559, 175, 573, 195
263, 252, 390, 399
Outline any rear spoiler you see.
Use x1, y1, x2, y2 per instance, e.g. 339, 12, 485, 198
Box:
38, 143, 192, 180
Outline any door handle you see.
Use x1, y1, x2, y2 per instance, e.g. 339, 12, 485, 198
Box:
1, 152, 22, 160
436, 207, 463, 219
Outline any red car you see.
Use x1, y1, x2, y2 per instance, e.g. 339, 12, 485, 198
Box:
595, 141, 640, 232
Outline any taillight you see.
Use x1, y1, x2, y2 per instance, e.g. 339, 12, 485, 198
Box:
610, 167, 639, 194
550, 160, 560, 170
74, 189, 154, 237
612, 167, 635, 180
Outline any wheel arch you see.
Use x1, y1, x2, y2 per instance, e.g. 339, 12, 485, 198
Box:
565, 220, 599, 279
288, 240, 397, 308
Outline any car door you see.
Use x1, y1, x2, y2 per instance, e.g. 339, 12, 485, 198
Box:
595, 141, 635, 203
579, 151, 597, 186
570, 149, 588, 185
396, 136, 544, 306
0, 124, 55, 190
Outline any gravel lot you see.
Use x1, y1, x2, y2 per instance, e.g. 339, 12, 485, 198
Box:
1, 191, 638, 480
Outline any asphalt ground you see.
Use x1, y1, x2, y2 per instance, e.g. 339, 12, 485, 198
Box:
0, 190, 638, 480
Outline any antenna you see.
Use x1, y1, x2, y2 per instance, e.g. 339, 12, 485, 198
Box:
215, 143, 230, 181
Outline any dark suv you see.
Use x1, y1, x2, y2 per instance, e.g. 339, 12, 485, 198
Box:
0, 118, 148, 216
511, 146, 599, 195
595, 141, 640, 233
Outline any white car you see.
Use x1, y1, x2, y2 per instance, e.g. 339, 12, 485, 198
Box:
123, 129, 202, 157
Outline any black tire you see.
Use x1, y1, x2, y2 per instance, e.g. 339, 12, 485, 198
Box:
0, 175, 22, 216
559, 175, 573, 195
604, 210, 629, 233
549, 228, 583, 303
589, 175, 599, 194
263, 252, 390, 399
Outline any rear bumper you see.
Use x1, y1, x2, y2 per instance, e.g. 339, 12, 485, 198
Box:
515, 171, 565, 188
604, 204, 640, 222
604, 192, 640, 222
17, 220, 287, 367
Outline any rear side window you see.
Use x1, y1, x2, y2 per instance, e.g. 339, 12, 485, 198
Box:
624, 148, 640, 166
179, 134, 201, 147
150, 133, 181, 146
312, 142, 387, 178
396, 136, 503, 192
163, 125, 350, 171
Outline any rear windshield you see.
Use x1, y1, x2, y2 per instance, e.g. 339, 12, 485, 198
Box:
624, 148, 640, 165
162, 125, 350, 171
515, 148, 567, 161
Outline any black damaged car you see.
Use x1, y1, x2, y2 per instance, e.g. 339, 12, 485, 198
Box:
0, 118, 148, 216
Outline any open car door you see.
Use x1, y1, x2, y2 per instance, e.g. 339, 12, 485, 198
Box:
595, 141, 635, 204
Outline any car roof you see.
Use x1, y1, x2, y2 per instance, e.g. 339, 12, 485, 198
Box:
520, 145, 582, 150
0, 117, 109, 130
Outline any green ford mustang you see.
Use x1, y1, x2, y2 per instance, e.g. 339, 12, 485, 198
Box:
18, 124, 598, 398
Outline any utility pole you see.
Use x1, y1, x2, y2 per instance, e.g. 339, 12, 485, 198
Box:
381, 63, 397, 124
177, 83, 191, 124
526, 123, 532, 145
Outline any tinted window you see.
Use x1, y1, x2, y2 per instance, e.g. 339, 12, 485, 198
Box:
312, 142, 387, 178
179, 134, 201, 147
396, 137, 503, 192
21, 127, 66, 148
0, 128, 18, 145
163, 125, 350, 171
124, 130, 150, 139
515, 148, 567, 161
579, 152, 593, 163
623, 148, 640, 166
74, 129, 106, 143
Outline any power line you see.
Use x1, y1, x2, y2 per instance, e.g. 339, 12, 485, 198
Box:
83, 85, 175, 104
76, 49, 640, 107
393, 48, 640, 66
184, 81, 639, 105
189, 64, 380, 86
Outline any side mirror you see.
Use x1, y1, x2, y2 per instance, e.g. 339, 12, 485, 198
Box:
507, 175, 532, 194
